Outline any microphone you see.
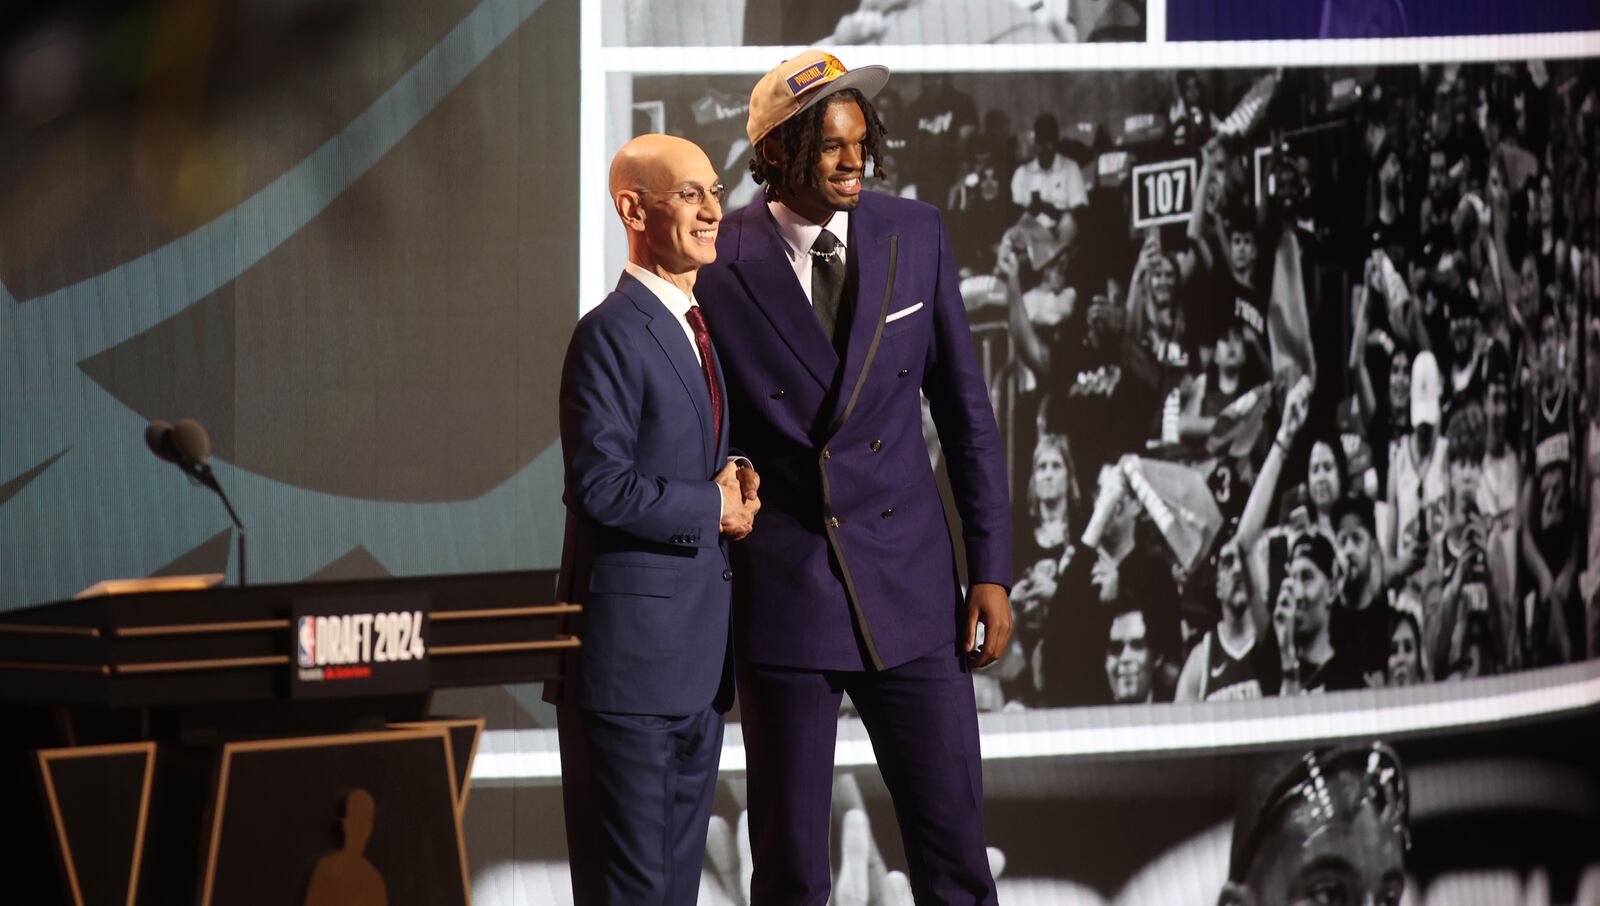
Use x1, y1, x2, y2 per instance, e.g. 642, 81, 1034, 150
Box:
170, 418, 223, 493
145, 418, 248, 586
144, 420, 180, 464
171, 418, 212, 464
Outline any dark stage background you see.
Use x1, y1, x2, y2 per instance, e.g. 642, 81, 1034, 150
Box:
1, 0, 580, 609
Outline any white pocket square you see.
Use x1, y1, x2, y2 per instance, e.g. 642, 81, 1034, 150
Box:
885, 302, 924, 323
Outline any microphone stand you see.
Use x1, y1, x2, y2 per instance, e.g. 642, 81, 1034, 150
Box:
187, 462, 248, 586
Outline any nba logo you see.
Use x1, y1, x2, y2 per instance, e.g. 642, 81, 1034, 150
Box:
298, 616, 317, 668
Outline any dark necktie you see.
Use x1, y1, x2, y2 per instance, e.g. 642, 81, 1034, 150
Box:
810, 230, 848, 348
684, 305, 722, 445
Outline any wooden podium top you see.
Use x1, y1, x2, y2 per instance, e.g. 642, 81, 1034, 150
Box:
0, 570, 575, 709
73, 574, 227, 599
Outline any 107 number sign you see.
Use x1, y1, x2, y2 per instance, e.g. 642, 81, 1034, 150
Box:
1131, 159, 1197, 229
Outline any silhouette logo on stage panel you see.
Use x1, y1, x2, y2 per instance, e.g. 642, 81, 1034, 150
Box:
303, 788, 388, 906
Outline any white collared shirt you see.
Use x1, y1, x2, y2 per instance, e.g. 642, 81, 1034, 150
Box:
622, 261, 752, 524
1009, 154, 1087, 212
768, 201, 849, 307
625, 261, 702, 365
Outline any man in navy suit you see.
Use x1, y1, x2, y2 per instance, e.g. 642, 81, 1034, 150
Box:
695, 51, 1013, 904
551, 133, 761, 906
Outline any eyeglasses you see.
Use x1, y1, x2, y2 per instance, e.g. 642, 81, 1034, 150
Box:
1233, 742, 1410, 881
1106, 637, 1148, 658
634, 183, 727, 207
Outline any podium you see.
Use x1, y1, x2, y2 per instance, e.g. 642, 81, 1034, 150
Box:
0, 570, 575, 906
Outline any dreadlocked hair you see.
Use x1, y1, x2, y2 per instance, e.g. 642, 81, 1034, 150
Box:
748, 88, 889, 201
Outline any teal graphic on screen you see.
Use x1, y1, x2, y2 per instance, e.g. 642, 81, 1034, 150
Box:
0, 0, 579, 609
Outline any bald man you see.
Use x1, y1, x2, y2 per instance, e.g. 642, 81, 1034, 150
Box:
548, 134, 758, 905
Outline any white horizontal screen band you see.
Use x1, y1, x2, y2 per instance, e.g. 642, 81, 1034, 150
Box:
602, 31, 1600, 74
471, 663, 1600, 782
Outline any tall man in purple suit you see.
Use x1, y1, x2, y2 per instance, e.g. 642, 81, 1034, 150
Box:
695, 51, 1014, 904
551, 134, 761, 905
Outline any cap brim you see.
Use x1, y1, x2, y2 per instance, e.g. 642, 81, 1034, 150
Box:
793, 64, 891, 119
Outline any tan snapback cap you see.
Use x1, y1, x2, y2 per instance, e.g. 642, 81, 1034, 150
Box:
746, 49, 890, 147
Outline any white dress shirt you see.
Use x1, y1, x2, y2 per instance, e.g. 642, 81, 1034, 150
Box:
625, 261, 702, 365
622, 262, 750, 522
1009, 154, 1087, 212
768, 201, 849, 307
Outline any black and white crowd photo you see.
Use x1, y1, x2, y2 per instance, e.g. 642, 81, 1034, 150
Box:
468, 694, 1600, 904
604, 0, 1144, 47
623, 58, 1600, 712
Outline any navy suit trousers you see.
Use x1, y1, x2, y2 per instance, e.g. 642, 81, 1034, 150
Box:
737, 648, 996, 905
558, 703, 725, 906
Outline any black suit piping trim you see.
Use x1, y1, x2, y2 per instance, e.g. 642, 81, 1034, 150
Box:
818, 234, 897, 671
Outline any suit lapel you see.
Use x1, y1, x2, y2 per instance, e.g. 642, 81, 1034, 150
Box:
619, 274, 716, 472
730, 203, 838, 390
709, 343, 730, 463
825, 196, 897, 433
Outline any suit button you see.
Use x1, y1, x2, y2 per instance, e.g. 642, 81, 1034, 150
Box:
881, 508, 894, 518
821, 449, 831, 460
828, 516, 841, 528
770, 389, 786, 399
723, 569, 733, 581
897, 368, 909, 377
869, 440, 882, 452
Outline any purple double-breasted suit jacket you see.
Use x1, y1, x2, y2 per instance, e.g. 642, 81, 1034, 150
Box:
696, 190, 1010, 671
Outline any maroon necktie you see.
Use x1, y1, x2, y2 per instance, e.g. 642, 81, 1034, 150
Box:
684, 306, 722, 445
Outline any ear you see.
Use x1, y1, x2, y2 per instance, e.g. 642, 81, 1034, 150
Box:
615, 190, 647, 232
759, 135, 782, 167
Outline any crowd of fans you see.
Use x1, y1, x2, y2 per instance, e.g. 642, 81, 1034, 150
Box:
873, 61, 1600, 708
735, 0, 1142, 46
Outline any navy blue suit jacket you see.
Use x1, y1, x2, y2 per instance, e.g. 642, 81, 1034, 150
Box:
550, 272, 734, 715
696, 192, 1010, 672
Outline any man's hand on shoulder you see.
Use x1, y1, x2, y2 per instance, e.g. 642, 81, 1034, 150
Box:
964, 583, 1013, 669
717, 462, 761, 540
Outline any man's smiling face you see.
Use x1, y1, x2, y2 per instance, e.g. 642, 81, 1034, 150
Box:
779, 96, 868, 224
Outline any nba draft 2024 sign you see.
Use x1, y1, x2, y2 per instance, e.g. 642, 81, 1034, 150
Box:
293, 592, 430, 698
